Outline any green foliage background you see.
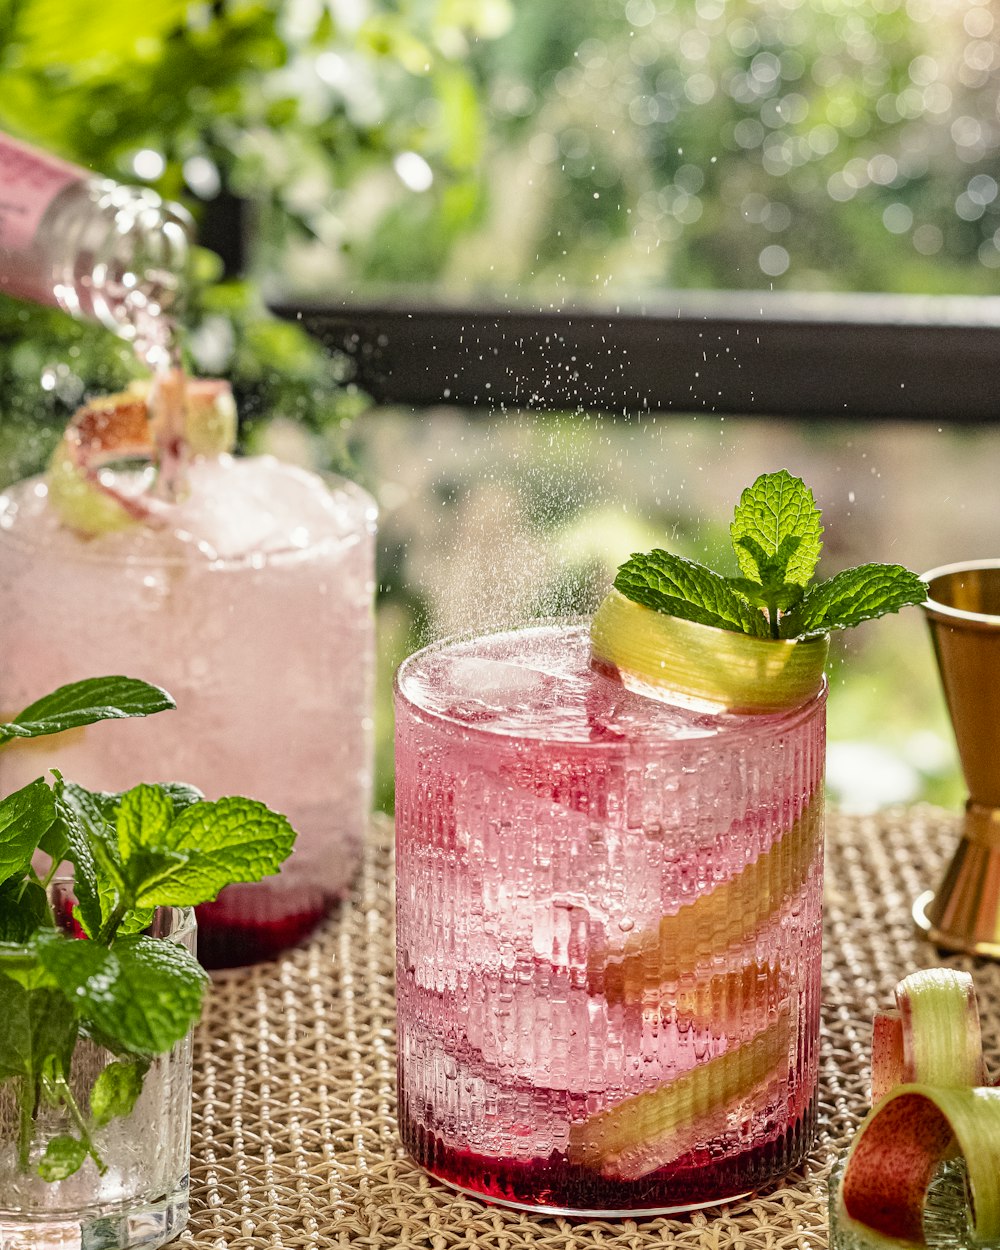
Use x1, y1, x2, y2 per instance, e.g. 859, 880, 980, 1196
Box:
0, 0, 510, 476
2, 0, 997, 477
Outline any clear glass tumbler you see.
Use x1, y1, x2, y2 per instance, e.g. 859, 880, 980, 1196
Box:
0, 888, 196, 1250
394, 622, 826, 1216
0, 460, 377, 967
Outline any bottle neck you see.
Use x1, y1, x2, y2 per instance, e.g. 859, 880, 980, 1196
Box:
51, 179, 192, 368
0, 133, 193, 364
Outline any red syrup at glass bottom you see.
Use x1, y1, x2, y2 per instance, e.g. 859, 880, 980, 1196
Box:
399, 1094, 816, 1215
195, 895, 334, 969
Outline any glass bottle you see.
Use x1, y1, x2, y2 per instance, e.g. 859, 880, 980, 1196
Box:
0, 131, 191, 366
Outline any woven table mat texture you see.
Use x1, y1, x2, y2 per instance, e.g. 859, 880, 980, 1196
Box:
181, 806, 995, 1250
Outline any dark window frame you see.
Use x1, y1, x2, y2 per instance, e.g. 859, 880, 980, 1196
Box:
275, 290, 1000, 422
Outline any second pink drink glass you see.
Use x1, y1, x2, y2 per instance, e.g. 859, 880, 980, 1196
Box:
395, 622, 826, 1216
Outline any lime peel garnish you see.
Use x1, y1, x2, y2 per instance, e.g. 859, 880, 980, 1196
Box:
836, 968, 997, 1248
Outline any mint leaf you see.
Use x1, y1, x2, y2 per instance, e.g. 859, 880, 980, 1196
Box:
120, 846, 189, 905
61, 783, 202, 940
133, 797, 297, 907
53, 778, 110, 939
728, 578, 805, 613
37, 934, 207, 1057
38, 1134, 88, 1181
0, 677, 175, 746
38, 813, 69, 867
56, 779, 140, 939
0, 879, 50, 943
0, 967, 77, 1081
115, 907, 157, 937
117, 785, 174, 860
780, 563, 928, 637
159, 782, 205, 815
88, 782, 205, 821
90, 1058, 148, 1127
730, 470, 823, 587
614, 551, 769, 637
0, 778, 54, 887
733, 534, 804, 589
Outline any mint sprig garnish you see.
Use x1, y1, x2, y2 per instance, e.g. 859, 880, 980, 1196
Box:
615, 470, 926, 640
730, 469, 822, 588
0, 676, 297, 1180
614, 551, 770, 637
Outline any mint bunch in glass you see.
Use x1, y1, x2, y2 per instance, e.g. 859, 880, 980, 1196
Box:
0, 677, 295, 1181
592, 470, 928, 713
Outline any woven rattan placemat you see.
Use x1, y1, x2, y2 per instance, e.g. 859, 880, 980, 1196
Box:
182, 806, 999, 1249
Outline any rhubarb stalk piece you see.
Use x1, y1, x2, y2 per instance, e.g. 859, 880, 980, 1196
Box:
566, 1009, 791, 1180
46, 378, 237, 535
838, 1086, 1000, 1246
835, 967, 997, 1248
589, 793, 822, 1003
591, 588, 829, 714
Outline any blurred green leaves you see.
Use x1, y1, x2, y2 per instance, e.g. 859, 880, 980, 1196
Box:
6, 0, 190, 77
0, 0, 514, 475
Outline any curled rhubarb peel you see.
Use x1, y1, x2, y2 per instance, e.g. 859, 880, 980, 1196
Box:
898, 969, 986, 1092
869, 970, 986, 1106
837, 969, 994, 1247
566, 1009, 791, 1180
590, 588, 829, 714
47, 392, 156, 533
870, 1010, 905, 1106
838, 1086, 1000, 1247
588, 791, 822, 1004
46, 377, 237, 536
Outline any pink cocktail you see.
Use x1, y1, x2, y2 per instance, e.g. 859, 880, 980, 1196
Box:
0, 455, 376, 967
394, 622, 825, 1216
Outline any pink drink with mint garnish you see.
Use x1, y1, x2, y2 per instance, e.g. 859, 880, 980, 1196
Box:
395, 622, 825, 1215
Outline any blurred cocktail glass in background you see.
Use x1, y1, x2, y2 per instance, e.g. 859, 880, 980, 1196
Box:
0, 447, 376, 967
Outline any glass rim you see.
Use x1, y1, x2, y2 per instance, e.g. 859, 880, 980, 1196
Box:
921, 559, 1000, 628
394, 617, 828, 747
0, 467, 377, 570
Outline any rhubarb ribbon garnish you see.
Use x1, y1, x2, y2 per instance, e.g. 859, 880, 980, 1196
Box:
567, 1008, 791, 1179
838, 1086, 1000, 1246
588, 791, 822, 1003
47, 377, 236, 535
836, 968, 998, 1248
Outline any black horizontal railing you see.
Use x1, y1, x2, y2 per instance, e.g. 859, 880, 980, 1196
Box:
273, 290, 1000, 422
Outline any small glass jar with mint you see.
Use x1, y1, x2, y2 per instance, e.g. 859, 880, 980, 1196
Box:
0, 677, 295, 1250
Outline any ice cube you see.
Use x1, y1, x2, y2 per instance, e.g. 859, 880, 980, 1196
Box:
445, 656, 553, 709
171, 456, 348, 560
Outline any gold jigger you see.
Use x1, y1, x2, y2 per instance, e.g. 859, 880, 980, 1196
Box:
914, 559, 1000, 958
